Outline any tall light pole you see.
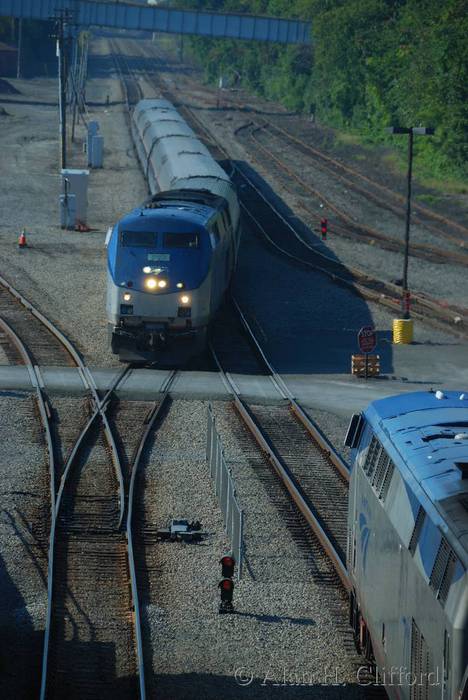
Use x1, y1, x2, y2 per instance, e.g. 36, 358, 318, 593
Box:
386, 126, 435, 319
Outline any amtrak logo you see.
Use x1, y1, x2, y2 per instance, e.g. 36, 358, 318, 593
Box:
359, 512, 371, 571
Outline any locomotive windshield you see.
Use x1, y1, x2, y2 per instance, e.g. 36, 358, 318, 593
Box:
121, 231, 156, 247
163, 232, 199, 249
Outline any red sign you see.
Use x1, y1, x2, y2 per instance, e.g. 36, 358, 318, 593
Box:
358, 326, 377, 354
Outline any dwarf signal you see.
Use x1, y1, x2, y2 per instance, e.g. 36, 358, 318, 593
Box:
219, 554, 235, 614
320, 218, 328, 239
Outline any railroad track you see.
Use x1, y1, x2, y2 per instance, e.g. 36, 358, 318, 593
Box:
109, 39, 350, 587
0, 274, 154, 697
108, 38, 467, 335
209, 301, 392, 698
157, 100, 466, 337
118, 40, 468, 336
210, 297, 351, 589
110, 39, 143, 108
0, 281, 76, 367
110, 38, 468, 335
261, 118, 468, 244
239, 121, 468, 267
46, 374, 138, 699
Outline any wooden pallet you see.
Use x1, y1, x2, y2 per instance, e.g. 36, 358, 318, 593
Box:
351, 354, 380, 378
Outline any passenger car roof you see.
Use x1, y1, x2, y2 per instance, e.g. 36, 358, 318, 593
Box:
366, 391, 468, 561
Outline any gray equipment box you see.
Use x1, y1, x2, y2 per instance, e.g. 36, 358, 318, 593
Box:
90, 134, 104, 168
60, 169, 89, 223
59, 193, 76, 229
87, 120, 99, 165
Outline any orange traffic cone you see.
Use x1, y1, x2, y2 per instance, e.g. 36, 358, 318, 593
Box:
18, 229, 27, 248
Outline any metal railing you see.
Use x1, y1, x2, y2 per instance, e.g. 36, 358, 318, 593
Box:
206, 405, 244, 579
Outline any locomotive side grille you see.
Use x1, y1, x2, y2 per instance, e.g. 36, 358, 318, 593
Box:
438, 554, 456, 605
410, 619, 431, 700
430, 537, 451, 592
430, 537, 457, 605
372, 451, 390, 491
409, 507, 425, 555
379, 460, 395, 502
364, 435, 381, 479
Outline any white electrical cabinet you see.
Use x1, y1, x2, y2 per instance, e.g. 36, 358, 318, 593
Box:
60, 169, 89, 223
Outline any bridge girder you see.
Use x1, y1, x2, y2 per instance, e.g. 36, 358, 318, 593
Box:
0, 0, 311, 44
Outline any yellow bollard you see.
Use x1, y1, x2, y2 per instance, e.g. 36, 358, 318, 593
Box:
393, 318, 414, 344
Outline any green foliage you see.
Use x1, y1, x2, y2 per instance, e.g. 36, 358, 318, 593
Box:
176, 0, 467, 180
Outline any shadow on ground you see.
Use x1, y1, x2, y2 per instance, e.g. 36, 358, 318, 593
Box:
231, 161, 393, 375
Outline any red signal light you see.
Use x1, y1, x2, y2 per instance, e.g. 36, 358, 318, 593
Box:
219, 577, 234, 606
320, 218, 328, 239
220, 554, 235, 579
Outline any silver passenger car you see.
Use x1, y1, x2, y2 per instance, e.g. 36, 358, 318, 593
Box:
346, 391, 468, 700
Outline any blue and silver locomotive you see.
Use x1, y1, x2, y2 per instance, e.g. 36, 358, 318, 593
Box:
346, 391, 468, 699
106, 99, 240, 362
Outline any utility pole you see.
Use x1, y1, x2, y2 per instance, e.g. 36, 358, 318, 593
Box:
16, 18, 22, 79
58, 22, 67, 170
52, 10, 73, 170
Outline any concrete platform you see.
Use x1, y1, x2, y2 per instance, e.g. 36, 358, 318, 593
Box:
1, 364, 466, 416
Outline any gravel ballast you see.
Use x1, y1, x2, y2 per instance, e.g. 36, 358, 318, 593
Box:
0, 39, 146, 368
138, 398, 368, 698
0, 392, 49, 698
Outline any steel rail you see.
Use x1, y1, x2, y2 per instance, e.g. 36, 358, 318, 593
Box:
0, 317, 57, 518
111, 46, 351, 588
209, 339, 350, 589
126, 369, 177, 700
0, 277, 134, 698
230, 297, 350, 481
39, 364, 131, 700
169, 103, 467, 334
110, 38, 143, 108
234, 168, 468, 331
258, 121, 455, 242
0, 273, 128, 523
264, 119, 468, 240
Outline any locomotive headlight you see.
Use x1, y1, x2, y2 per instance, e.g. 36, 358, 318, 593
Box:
176, 282, 185, 289
180, 295, 190, 305
123, 292, 132, 302
145, 277, 157, 290
143, 266, 152, 274
157, 279, 167, 289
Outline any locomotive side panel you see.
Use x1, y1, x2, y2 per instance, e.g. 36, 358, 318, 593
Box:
348, 393, 468, 700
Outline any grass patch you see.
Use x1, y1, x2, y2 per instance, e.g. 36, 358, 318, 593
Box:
382, 152, 467, 196
415, 193, 441, 205
334, 130, 363, 147
415, 174, 468, 196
